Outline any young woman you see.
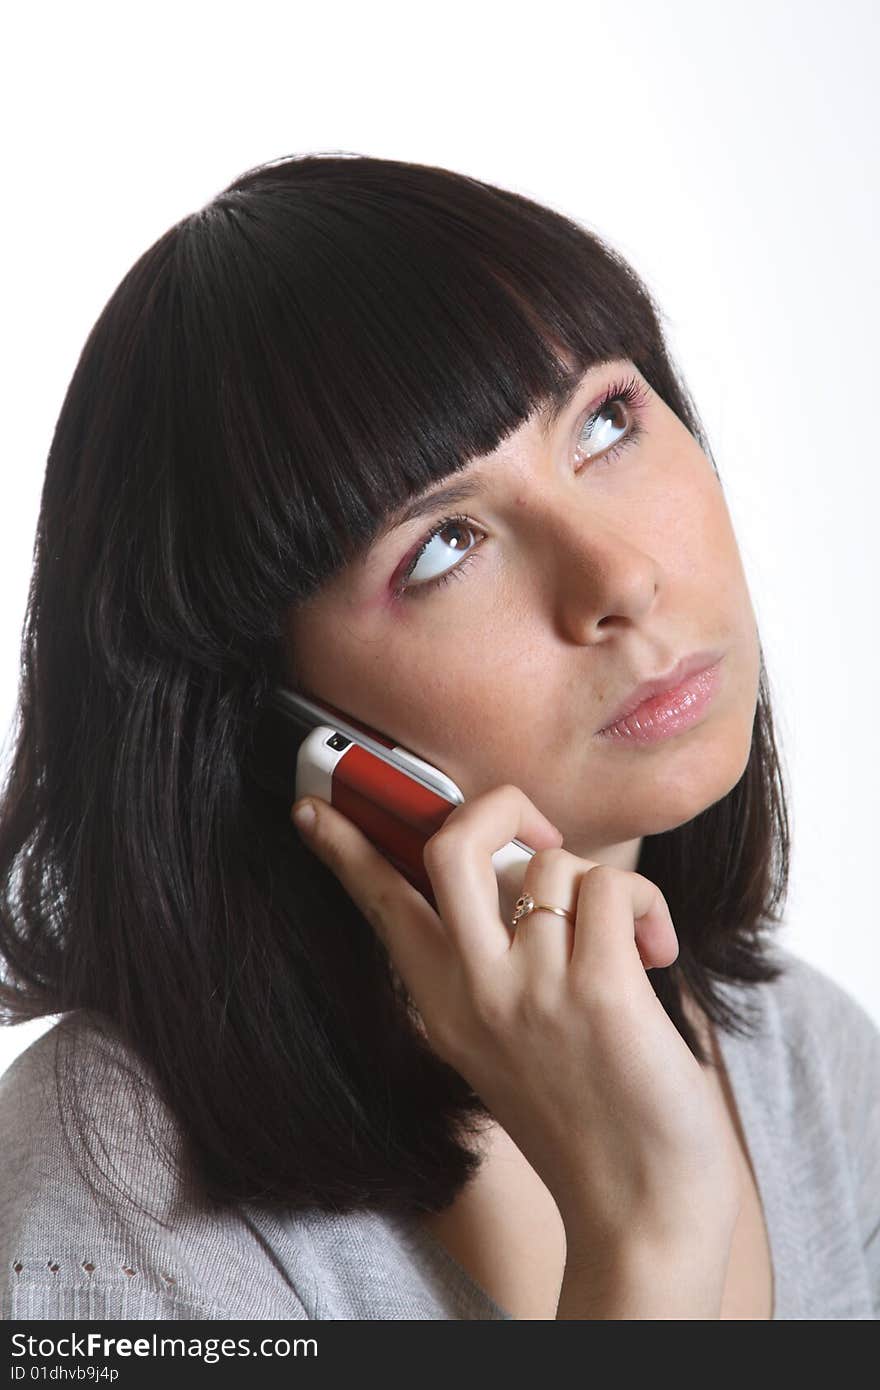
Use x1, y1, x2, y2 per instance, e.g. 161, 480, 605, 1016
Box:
1, 153, 877, 1321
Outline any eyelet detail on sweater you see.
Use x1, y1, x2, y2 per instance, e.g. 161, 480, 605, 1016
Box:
11, 1258, 173, 1284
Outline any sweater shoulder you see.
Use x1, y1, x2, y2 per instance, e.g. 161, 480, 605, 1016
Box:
0, 1015, 306, 1318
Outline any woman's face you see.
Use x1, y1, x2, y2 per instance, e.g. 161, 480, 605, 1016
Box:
285, 356, 761, 870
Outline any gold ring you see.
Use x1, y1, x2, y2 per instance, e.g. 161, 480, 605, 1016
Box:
510, 892, 574, 930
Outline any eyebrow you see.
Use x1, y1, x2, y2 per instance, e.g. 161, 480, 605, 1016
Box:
372, 363, 603, 544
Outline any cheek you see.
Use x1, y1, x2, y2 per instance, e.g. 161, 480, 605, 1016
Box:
657, 460, 738, 580
366, 631, 543, 789
696, 488, 753, 601
416, 650, 556, 787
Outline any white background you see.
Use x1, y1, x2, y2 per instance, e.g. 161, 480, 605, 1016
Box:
2, 0, 878, 1077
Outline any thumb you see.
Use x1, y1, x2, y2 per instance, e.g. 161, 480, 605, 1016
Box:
290, 796, 376, 889
291, 796, 395, 896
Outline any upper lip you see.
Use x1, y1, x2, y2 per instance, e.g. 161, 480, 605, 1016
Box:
596, 648, 724, 733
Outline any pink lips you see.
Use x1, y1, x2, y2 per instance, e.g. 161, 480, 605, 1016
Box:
596, 650, 725, 744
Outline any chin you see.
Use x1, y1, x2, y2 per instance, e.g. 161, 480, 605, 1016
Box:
648, 733, 753, 835
575, 723, 754, 846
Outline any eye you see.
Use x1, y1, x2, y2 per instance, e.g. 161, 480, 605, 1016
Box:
392, 514, 484, 601
575, 373, 650, 464
393, 372, 651, 601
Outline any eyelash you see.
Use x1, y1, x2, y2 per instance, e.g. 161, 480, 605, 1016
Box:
393, 373, 650, 601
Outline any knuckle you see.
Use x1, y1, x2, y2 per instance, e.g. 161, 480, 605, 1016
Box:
578, 861, 620, 896
636, 873, 669, 912
422, 830, 459, 871
500, 783, 527, 810
474, 783, 519, 811
529, 845, 572, 873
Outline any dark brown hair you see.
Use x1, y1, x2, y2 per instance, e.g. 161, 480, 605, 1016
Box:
0, 153, 790, 1222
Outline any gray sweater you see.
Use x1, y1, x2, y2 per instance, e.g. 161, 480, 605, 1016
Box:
1, 946, 878, 1320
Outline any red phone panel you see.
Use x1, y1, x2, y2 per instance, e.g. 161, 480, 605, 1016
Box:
332, 743, 453, 902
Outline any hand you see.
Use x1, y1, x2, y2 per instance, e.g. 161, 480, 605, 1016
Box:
290, 784, 741, 1250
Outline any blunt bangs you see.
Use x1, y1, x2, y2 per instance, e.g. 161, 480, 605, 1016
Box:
173, 156, 690, 609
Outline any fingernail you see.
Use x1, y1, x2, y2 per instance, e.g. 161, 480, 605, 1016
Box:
292, 801, 316, 833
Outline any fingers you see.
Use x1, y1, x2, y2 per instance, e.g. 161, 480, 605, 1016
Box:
567, 865, 679, 987
291, 795, 450, 1008
508, 846, 585, 985
292, 783, 678, 1054
422, 784, 564, 979
507, 850, 678, 985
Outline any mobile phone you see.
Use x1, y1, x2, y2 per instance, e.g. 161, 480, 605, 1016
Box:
247, 684, 535, 925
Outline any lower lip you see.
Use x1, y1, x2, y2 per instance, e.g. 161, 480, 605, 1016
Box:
595, 659, 724, 745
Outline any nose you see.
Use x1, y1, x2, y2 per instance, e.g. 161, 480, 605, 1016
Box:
536, 503, 661, 644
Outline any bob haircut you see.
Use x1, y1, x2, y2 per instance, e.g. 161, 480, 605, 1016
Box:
0, 152, 790, 1222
